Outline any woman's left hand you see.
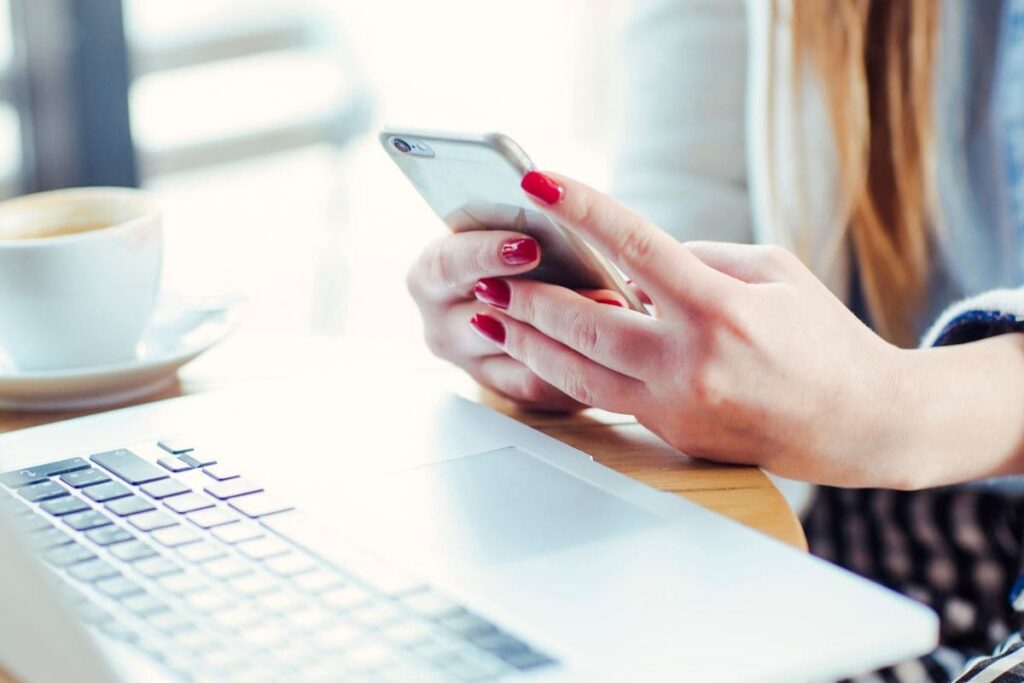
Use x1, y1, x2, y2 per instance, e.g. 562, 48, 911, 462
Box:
470, 171, 913, 489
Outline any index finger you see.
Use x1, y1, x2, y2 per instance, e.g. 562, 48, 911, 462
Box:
520, 170, 734, 306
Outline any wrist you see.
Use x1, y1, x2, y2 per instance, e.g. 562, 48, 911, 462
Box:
883, 334, 1024, 490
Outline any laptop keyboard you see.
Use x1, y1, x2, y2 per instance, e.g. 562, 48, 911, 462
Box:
0, 440, 557, 682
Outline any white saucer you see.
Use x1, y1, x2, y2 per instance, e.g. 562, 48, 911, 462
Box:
0, 297, 241, 412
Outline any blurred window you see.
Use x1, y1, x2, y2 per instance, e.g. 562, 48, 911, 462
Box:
123, 0, 367, 181
0, 0, 22, 198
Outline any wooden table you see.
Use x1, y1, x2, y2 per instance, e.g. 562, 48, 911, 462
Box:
0, 333, 806, 550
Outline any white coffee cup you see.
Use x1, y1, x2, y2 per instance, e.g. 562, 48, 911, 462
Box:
0, 187, 162, 371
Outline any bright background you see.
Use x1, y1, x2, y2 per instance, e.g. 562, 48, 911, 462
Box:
0, 0, 631, 349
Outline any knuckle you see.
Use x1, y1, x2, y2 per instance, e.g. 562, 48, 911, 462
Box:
559, 365, 593, 406
564, 309, 601, 357
422, 326, 451, 359
431, 246, 462, 291
475, 238, 501, 276
617, 225, 657, 268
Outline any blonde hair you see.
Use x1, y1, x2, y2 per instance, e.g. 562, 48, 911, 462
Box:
789, 0, 940, 346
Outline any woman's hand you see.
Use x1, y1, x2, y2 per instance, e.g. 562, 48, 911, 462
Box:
407, 229, 628, 412
468, 171, 922, 488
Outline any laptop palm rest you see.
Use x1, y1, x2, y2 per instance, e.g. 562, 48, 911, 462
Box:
331, 446, 667, 568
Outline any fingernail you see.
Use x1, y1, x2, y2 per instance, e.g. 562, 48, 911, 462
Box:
470, 313, 506, 345
474, 278, 511, 309
597, 298, 624, 307
500, 237, 539, 265
521, 171, 563, 205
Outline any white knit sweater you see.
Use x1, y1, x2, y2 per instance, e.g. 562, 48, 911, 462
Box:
612, 0, 1024, 350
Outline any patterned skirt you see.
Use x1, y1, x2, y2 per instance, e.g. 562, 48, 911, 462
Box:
804, 486, 1024, 682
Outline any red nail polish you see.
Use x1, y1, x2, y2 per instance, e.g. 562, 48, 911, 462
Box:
597, 298, 624, 307
470, 313, 506, 345
521, 171, 563, 205
500, 238, 539, 265
474, 278, 511, 309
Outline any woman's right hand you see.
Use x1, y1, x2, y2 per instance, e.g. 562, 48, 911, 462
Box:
407, 230, 593, 412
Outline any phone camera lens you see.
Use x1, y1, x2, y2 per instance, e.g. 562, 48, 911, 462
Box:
393, 138, 412, 153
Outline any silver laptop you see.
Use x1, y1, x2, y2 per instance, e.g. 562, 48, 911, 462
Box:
0, 373, 937, 682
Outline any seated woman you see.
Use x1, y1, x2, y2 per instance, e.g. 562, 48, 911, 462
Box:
407, 1, 1024, 680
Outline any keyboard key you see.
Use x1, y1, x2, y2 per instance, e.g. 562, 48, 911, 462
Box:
1, 457, 89, 488
158, 572, 208, 595
82, 481, 132, 503
106, 495, 156, 517
40, 496, 90, 517
322, 584, 374, 612
400, 589, 462, 620
67, 558, 120, 583
164, 492, 215, 514
255, 591, 304, 615
349, 602, 404, 629
43, 543, 96, 567
2, 469, 47, 489
312, 622, 363, 649
239, 623, 288, 649
180, 452, 216, 468
170, 630, 219, 652
31, 526, 74, 550
176, 540, 228, 564
157, 457, 192, 473
379, 619, 434, 648
151, 525, 200, 548
344, 642, 398, 672
97, 618, 137, 642
184, 589, 235, 613
146, 611, 195, 636
211, 522, 263, 545
140, 479, 190, 499
86, 525, 135, 547
440, 611, 497, 639
110, 540, 158, 563
292, 569, 344, 594
230, 493, 293, 519
60, 468, 110, 489
204, 478, 263, 501
284, 606, 334, 632
210, 604, 260, 630
63, 509, 112, 532
411, 639, 465, 668
134, 555, 183, 579
122, 593, 170, 618
203, 465, 239, 481
202, 556, 253, 580
448, 657, 508, 681
187, 507, 239, 529
91, 449, 167, 485
19, 480, 68, 502
264, 553, 316, 577
502, 649, 555, 671
230, 573, 279, 597
129, 510, 178, 532
236, 536, 290, 561
157, 436, 194, 454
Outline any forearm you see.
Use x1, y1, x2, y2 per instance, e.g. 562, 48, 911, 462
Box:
891, 333, 1024, 489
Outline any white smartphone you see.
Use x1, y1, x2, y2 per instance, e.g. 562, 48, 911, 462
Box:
379, 127, 646, 313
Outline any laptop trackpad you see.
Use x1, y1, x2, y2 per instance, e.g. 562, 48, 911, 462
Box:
333, 446, 666, 567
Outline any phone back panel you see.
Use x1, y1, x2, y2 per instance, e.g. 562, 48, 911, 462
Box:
380, 128, 642, 306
